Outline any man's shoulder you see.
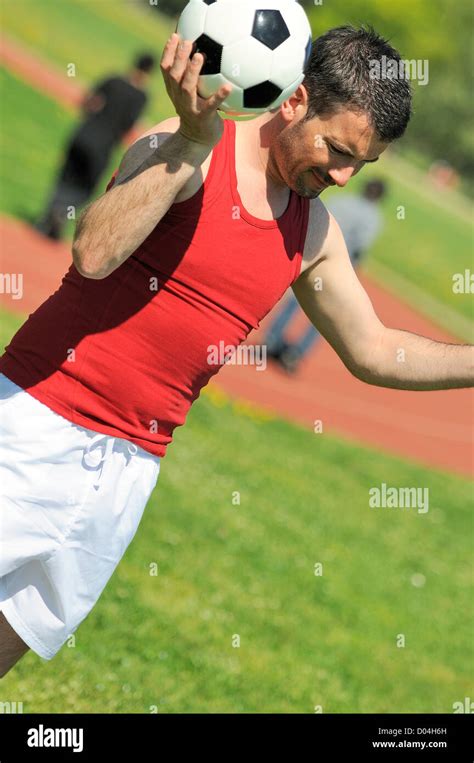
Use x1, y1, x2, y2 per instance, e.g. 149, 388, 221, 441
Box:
98, 75, 122, 89
307, 196, 333, 235
298, 197, 335, 275
110, 76, 147, 98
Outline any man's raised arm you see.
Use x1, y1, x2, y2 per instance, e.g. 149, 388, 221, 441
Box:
72, 34, 232, 281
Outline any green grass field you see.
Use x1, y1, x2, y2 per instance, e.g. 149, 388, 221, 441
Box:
0, 66, 126, 242
1, 308, 472, 713
0, 0, 173, 122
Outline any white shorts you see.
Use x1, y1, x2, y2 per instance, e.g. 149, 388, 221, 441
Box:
0, 372, 161, 660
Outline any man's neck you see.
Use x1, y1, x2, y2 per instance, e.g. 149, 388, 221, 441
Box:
237, 112, 285, 188
128, 72, 144, 89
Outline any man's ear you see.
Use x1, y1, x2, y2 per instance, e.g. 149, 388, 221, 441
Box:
279, 83, 309, 124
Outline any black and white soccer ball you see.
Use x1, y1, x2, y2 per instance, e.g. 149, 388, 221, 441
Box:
177, 0, 313, 115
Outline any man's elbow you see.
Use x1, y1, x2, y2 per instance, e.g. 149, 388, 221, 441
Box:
72, 245, 110, 280
349, 362, 380, 386
346, 330, 386, 385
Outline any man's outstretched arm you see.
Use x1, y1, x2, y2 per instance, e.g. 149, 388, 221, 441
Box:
292, 207, 473, 391
359, 327, 472, 390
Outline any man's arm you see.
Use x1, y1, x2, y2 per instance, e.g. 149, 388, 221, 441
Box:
81, 91, 106, 115
80, 77, 110, 116
366, 328, 473, 390
72, 34, 231, 280
72, 117, 211, 279
292, 206, 473, 390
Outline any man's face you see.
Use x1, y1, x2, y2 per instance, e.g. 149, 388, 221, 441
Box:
270, 106, 389, 199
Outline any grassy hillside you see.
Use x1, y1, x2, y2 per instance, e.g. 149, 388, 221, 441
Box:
0, 0, 173, 125
0, 309, 472, 712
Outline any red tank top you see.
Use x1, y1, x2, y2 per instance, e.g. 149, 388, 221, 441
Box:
0, 119, 309, 456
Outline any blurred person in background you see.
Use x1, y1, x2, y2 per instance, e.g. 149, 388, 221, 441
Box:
265, 179, 387, 373
428, 159, 460, 191
35, 52, 157, 241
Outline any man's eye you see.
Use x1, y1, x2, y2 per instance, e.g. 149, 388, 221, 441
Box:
328, 143, 344, 155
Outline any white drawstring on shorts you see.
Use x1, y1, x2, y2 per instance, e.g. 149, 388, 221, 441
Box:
82, 433, 138, 489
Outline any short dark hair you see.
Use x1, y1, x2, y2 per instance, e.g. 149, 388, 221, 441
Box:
134, 53, 156, 73
302, 25, 412, 142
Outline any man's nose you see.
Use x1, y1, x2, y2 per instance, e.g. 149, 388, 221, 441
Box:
327, 165, 356, 187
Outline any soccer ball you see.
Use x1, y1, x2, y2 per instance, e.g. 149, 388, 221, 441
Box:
176, 0, 313, 116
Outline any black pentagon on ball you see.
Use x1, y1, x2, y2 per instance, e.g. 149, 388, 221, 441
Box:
191, 34, 223, 75
203, 0, 217, 4
251, 9, 290, 50
243, 80, 283, 109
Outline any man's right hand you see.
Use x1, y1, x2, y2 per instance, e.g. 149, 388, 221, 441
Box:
160, 33, 232, 147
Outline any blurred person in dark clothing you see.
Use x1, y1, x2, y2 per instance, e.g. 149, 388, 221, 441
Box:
265, 179, 387, 373
35, 52, 157, 240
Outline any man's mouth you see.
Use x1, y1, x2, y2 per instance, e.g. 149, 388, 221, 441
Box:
310, 169, 327, 189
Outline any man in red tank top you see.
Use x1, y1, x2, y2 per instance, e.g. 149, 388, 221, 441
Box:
1, 26, 472, 675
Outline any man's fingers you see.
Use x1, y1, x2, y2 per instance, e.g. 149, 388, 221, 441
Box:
160, 33, 180, 71
180, 51, 204, 95
168, 38, 194, 83
205, 84, 232, 110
